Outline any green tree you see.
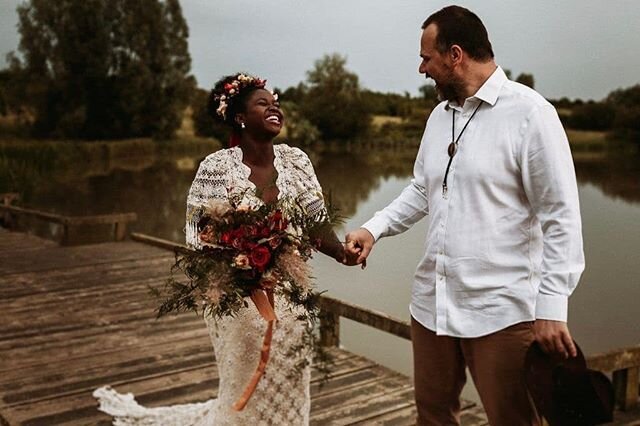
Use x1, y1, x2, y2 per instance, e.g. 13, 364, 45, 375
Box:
607, 85, 640, 139
419, 84, 437, 101
280, 101, 321, 146
606, 84, 640, 108
12, 0, 193, 139
567, 101, 615, 131
611, 107, 640, 139
515, 73, 535, 89
192, 87, 229, 142
299, 54, 370, 141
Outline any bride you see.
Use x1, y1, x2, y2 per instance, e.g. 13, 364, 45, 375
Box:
94, 73, 349, 425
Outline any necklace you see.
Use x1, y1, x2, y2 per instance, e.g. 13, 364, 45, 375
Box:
442, 102, 483, 197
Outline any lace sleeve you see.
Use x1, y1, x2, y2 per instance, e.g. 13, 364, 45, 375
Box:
288, 147, 326, 220
186, 151, 229, 248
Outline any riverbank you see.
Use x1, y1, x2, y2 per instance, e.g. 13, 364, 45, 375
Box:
0, 137, 222, 196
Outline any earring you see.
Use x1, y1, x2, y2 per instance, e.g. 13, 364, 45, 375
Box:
240, 122, 246, 129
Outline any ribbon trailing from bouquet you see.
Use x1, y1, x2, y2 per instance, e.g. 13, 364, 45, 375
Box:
232, 288, 276, 411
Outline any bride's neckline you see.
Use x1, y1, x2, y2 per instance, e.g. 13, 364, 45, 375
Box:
232, 145, 285, 204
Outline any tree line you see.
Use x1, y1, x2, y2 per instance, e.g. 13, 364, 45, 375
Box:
0, 0, 638, 143
0, 0, 193, 140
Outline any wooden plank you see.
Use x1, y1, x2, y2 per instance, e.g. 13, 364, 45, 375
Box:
3, 367, 219, 426
311, 365, 402, 398
614, 367, 640, 411
320, 310, 341, 346
65, 213, 137, 226
0, 228, 56, 250
131, 232, 191, 255
0, 205, 136, 226
0, 336, 210, 386
1, 345, 215, 406
1, 319, 209, 371
311, 357, 376, 386
351, 405, 418, 426
0, 205, 66, 224
0, 230, 494, 425
588, 346, 640, 373
319, 295, 411, 341
0, 242, 170, 275
0, 256, 173, 299
310, 386, 415, 425
311, 372, 411, 414
354, 399, 484, 426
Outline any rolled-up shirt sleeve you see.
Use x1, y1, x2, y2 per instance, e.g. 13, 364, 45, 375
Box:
519, 105, 585, 321
362, 140, 429, 241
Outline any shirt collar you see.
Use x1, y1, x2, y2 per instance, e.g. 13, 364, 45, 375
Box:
445, 65, 508, 110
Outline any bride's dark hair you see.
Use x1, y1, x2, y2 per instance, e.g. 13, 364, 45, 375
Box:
207, 73, 266, 131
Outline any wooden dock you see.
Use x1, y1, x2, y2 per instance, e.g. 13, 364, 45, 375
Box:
0, 227, 492, 425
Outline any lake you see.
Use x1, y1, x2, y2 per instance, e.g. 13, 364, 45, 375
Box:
3, 139, 639, 402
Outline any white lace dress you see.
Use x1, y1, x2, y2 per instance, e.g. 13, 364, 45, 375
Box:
94, 144, 326, 425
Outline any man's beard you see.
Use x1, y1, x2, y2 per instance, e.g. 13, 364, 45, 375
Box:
432, 71, 464, 102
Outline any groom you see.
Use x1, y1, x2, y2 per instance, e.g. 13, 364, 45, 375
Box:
345, 5, 584, 425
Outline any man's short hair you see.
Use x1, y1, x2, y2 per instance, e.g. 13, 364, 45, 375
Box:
422, 6, 494, 62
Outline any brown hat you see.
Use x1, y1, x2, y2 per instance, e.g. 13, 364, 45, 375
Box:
524, 341, 614, 425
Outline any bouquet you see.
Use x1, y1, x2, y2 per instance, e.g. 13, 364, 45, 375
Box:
152, 193, 337, 410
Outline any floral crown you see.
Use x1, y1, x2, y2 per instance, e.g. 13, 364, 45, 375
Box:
214, 74, 275, 120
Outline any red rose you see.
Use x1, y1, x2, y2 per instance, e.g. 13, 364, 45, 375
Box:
268, 236, 282, 249
233, 227, 247, 238
249, 245, 272, 272
246, 225, 259, 237
260, 226, 271, 238
219, 231, 233, 245
231, 228, 247, 249
242, 241, 257, 251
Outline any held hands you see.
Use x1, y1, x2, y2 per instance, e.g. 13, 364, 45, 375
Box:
342, 228, 375, 268
533, 319, 577, 359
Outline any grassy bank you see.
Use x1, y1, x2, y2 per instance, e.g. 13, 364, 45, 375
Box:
0, 137, 221, 196
566, 129, 608, 151
0, 136, 221, 159
369, 116, 614, 152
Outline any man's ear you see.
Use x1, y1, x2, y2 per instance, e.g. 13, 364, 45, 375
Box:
450, 45, 463, 64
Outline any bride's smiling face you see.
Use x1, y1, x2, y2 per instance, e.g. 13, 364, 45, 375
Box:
236, 89, 284, 138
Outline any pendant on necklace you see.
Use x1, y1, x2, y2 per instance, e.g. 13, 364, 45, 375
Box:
447, 142, 457, 158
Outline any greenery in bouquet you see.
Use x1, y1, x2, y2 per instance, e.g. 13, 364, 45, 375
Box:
150, 191, 341, 383
153, 192, 336, 318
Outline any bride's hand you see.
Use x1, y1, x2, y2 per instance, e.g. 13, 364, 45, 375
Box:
344, 228, 375, 268
341, 241, 361, 266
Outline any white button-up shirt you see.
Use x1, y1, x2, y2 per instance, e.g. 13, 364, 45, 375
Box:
363, 66, 584, 337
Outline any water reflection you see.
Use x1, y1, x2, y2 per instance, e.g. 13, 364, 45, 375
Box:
573, 145, 640, 204
4, 142, 640, 242
312, 146, 417, 218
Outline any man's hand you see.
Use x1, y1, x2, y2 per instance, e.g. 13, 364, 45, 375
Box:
533, 319, 577, 359
344, 228, 375, 268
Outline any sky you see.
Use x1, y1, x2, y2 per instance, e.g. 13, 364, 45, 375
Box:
1, 0, 639, 100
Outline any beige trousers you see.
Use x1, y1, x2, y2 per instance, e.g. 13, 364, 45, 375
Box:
411, 317, 541, 426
